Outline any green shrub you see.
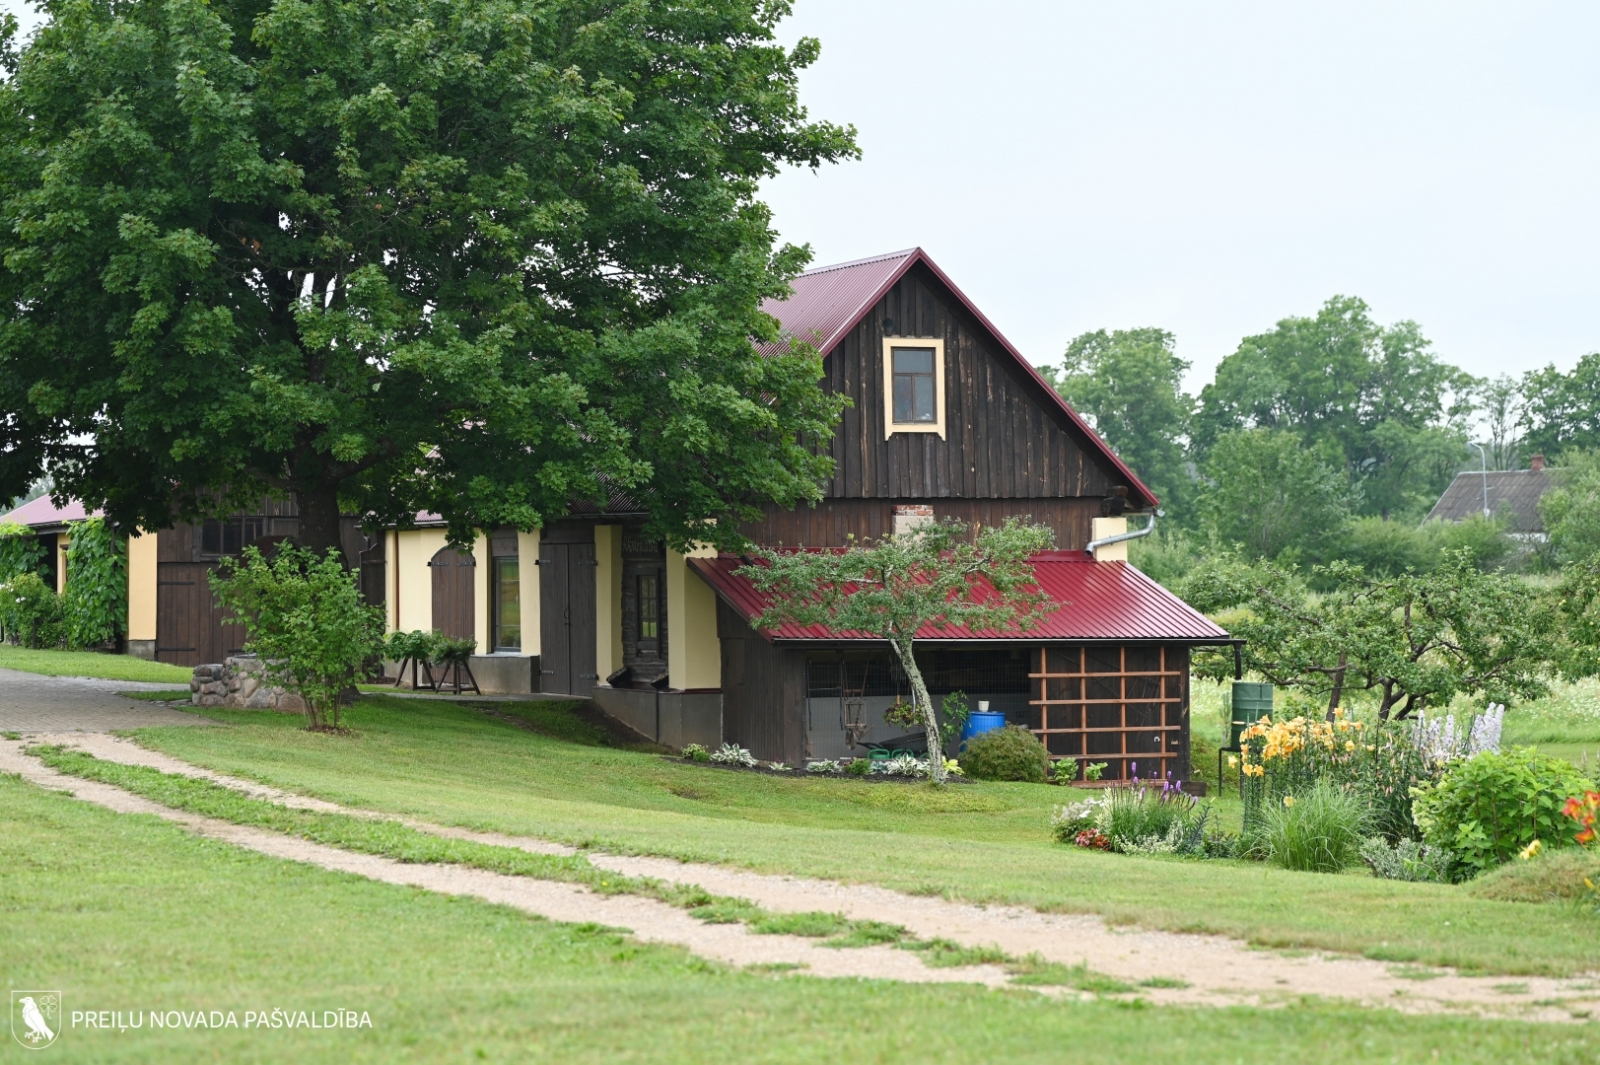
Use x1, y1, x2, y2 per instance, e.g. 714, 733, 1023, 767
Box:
0, 572, 64, 648
1464, 846, 1600, 903
210, 545, 385, 730
63, 516, 126, 649
959, 724, 1049, 783
1359, 836, 1454, 883
844, 757, 873, 777
1262, 781, 1369, 873
1411, 749, 1592, 879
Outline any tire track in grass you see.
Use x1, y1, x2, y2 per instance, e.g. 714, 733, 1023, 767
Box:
16, 733, 1600, 1020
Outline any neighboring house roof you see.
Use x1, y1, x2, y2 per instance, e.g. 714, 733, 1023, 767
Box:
689, 551, 1230, 644
758, 247, 1159, 509
1, 495, 92, 531
1426, 469, 1552, 534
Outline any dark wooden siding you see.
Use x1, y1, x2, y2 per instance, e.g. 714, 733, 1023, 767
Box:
539, 523, 598, 696
620, 525, 667, 682
429, 546, 476, 640
744, 497, 1103, 550
154, 511, 385, 668
821, 262, 1120, 501
718, 598, 806, 762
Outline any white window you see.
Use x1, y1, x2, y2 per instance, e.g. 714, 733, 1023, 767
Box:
882, 338, 946, 439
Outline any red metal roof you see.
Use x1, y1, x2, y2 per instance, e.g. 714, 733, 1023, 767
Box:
2, 495, 92, 528
758, 248, 1159, 509
689, 550, 1229, 644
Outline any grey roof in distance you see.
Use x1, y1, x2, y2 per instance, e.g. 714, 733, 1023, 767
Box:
1425, 469, 1552, 534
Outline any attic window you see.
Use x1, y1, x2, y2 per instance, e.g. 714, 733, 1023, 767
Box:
883, 338, 946, 439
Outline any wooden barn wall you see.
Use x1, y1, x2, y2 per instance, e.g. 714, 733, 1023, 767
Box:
154, 512, 385, 668
717, 598, 805, 762
821, 263, 1121, 502
743, 497, 1103, 551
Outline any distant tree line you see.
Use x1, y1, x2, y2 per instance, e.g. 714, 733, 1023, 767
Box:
1044, 297, 1600, 578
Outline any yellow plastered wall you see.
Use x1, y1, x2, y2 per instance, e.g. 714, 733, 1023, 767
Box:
667, 544, 721, 690
56, 534, 69, 594
473, 532, 489, 655
518, 530, 541, 656
126, 531, 157, 641
594, 525, 623, 679
1090, 516, 1129, 562
394, 528, 448, 633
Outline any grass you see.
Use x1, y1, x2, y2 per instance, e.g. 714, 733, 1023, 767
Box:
126, 693, 1600, 977
118, 688, 194, 702
7, 775, 1595, 1063
0, 644, 193, 683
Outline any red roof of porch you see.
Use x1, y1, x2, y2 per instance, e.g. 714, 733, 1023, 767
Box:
688, 550, 1229, 644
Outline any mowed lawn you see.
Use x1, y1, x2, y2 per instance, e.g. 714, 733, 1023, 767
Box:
0, 645, 193, 684
4, 774, 1599, 1064
132, 694, 1600, 978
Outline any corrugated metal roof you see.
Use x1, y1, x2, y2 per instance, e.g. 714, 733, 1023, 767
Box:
756, 249, 918, 358
1426, 469, 1552, 533
2, 495, 92, 529
757, 247, 1159, 509
689, 550, 1229, 643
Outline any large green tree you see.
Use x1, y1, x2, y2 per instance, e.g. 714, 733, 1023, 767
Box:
1047, 328, 1193, 516
1522, 353, 1600, 459
1192, 296, 1475, 521
0, 0, 855, 556
1199, 429, 1351, 561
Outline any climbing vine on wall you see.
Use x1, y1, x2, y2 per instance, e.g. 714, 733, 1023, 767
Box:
0, 521, 47, 582
63, 517, 126, 649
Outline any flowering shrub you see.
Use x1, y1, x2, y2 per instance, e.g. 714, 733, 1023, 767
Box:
1565, 791, 1599, 847
1097, 783, 1208, 855
1239, 708, 1433, 840
1411, 749, 1592, 879
1050, 798, 1103, 842
1073, 828, 1112, 851
0, 573, 64, 648
708, 743, 758, 767
1410, 704, 1504, 765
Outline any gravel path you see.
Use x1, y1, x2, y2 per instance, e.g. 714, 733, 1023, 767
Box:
10, 733, 1600, 1020
0, 667, 210, 733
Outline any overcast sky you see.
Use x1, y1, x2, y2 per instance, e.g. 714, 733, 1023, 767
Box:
5, 0, 1595, 394
762, 1, 1600, 392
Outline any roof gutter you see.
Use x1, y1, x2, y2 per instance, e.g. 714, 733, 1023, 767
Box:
1087, 510, 1159, 556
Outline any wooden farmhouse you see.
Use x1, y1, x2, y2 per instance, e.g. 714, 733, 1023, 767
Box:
2, 248, 1228, 782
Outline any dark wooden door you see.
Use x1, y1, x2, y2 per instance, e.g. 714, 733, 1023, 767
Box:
539, 541, 597, 694
430, 546, 476, 642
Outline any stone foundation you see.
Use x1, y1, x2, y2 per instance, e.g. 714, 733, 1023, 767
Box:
191, 657, 307, 713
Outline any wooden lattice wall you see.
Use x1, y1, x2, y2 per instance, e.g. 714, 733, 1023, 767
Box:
1026, 645, 1191, 782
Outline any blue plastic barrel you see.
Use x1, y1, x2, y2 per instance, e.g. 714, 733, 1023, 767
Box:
960, 710, 1008, 747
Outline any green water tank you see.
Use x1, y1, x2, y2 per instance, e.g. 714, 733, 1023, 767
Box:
1228, 681, 1274, 749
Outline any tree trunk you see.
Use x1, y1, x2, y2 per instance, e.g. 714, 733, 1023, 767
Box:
1326, 653, 1348, 722
889, 637, 945, 784
295, 484, 346, 564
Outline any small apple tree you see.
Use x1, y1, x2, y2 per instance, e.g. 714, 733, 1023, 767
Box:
738, 517, 1056, 784
210, 544, 385, 730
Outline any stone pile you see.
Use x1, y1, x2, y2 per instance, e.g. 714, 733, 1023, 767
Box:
190, 656, 307, 712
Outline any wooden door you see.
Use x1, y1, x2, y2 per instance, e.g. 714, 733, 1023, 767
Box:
538, 541, 597, 694
430, 546, 476, 642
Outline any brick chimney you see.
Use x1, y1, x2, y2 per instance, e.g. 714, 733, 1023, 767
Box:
892, 504, 934, 535
1531, 454, 1545, 472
